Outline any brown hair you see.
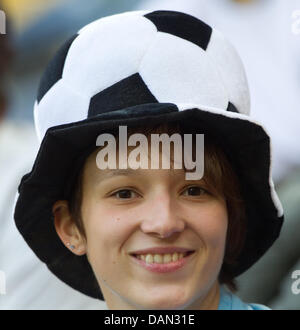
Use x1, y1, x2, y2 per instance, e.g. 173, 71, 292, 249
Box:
68, 121, 246, 291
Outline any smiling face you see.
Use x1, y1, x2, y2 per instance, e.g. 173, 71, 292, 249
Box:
54, 130, 230, 309
82, 154, 227, 310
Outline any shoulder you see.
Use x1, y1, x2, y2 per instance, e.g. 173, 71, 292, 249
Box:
218, 286, 271, 310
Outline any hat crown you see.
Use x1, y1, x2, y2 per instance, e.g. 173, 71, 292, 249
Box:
34, 10, 250, 142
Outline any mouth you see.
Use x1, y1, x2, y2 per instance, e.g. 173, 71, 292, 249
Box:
129, 250, 195, 273
131, 250, 195, 262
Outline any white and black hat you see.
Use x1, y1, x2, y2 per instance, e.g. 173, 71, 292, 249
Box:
14, 10, 284, 300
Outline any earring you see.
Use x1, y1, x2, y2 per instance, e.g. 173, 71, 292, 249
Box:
67, 242, 75, 250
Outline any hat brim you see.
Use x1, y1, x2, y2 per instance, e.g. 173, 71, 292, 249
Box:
14, 103, 284, 300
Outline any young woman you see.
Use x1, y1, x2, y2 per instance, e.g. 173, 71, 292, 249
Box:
14, 10, 283, 309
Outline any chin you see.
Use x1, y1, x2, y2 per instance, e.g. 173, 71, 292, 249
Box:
137, 292, 192, 310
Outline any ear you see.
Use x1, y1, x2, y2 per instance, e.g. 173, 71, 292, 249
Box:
53, 200, 86, 256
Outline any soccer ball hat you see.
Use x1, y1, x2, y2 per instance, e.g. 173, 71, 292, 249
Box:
14, 10, 284, 300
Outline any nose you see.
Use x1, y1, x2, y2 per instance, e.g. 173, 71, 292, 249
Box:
140, 191, 186, 239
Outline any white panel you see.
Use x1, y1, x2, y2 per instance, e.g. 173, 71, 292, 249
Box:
62, 14, 157, 97
139, 32, 229, 109
206, 29, 250, 115
35, 80, 90, 141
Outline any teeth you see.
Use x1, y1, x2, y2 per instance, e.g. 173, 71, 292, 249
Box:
145, 254, 153, 263
136, 252, 188, 264
163, 254, 172, 263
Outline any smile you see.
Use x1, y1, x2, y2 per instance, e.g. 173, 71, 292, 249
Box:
130, 251, 195, 273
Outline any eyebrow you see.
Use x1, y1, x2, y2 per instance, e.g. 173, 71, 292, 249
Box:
96, 168, 207, 184
97, 168, 141, 180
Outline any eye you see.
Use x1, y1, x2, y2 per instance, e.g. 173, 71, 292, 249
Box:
112, 189, 140, 199
182, 186, 208, 197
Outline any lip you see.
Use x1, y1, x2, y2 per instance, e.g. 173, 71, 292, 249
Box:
129, 247, 195, 255
129, 251, 195, 274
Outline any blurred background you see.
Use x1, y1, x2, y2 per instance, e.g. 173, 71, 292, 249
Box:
0, 0, 299, 309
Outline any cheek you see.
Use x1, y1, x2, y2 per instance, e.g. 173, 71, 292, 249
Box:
82, 201, 136, 262
190, 202, 228, 250
82, 204, 142, 293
